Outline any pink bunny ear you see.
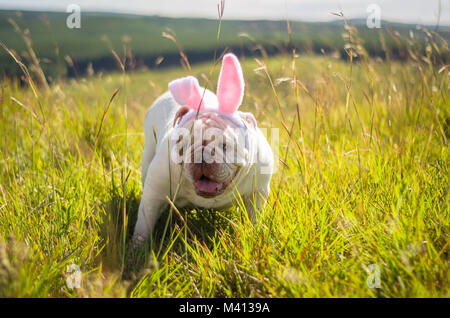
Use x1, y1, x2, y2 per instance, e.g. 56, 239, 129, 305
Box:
168, 76, 204, 111
217, 53, 244, 114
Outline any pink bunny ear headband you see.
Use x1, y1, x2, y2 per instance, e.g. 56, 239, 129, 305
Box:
168, 53, 246, 130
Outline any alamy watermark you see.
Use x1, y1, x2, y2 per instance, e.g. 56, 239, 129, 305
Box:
66, 263, 81, 289
66, 4, 81, 29
366, 4, 381, 29
171, 124, 279, 174
366, 264, 381, 289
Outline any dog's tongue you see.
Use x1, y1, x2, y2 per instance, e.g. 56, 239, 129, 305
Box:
195, 179, 222, 193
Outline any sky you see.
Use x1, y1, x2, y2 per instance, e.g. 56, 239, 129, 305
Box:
0, 0, 448, 26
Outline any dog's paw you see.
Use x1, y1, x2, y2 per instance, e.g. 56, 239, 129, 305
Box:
131, 234, 146, 249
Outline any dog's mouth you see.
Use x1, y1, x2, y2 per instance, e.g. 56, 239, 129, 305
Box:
194, 175, 232, 198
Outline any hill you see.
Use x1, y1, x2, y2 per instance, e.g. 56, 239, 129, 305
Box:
0, 10, 449, 78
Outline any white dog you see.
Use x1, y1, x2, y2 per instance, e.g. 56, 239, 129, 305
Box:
132, 53, 274, 246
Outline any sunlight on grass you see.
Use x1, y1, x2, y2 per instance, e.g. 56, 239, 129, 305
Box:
0, 21, 448, 297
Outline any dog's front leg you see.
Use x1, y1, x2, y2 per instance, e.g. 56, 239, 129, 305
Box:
132, 188, 167, 247
132, 147, 173, 248
244, 188, 269, 223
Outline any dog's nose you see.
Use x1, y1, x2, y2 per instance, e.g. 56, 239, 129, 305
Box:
189, 163, 203, 180
203, 163, 224, 182
189, 162, 217, 181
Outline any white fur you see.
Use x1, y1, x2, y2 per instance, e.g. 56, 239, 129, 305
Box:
132, 89, 274, 246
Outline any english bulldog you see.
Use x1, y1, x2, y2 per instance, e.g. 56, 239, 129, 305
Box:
132, 53, 274, 247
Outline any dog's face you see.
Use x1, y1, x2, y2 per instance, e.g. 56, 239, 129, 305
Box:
168, 53, 254, 197
174, 109, 253, 198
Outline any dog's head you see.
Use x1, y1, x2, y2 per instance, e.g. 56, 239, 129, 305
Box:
169, 53, 257, 198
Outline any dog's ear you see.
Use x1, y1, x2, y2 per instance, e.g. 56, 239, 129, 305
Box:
169, 76, 204, 111
217, 53, 244, 115
238, 111, 257, 130
173, 105, 191, 127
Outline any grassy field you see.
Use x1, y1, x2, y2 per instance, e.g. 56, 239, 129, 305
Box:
2, 9, 448, 78
0, 21, 449, 297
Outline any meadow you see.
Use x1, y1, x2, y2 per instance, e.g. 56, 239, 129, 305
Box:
2, 9, 448, 77
0, 14, 449, 297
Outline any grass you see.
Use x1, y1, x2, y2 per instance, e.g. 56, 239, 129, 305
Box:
0, 21, 449, 297
2, 9, 448, 78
